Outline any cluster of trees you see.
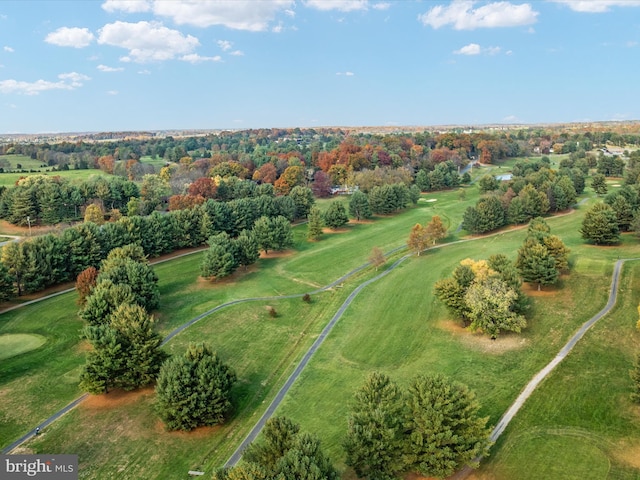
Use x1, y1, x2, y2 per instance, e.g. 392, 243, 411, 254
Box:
435, 255, 528, 338
414, 161, 468, 192
201, 215, 294, 281
0, 191, 306, 300
463, 158, 579, 234
77, 245, 165, 394
407, 215, 447, 255
77, 246, 237, 431
344, 372, 491, 479
216, 417, 338, 480
0, 174, 139, 226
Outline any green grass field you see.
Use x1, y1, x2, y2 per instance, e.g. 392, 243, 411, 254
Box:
1, 182, 640, 479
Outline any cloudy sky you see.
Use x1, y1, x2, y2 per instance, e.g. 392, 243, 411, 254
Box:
0, 0, 639, 133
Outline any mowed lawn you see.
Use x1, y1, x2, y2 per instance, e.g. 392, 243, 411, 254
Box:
276, 208, 640, 478
5, 185, 640, 479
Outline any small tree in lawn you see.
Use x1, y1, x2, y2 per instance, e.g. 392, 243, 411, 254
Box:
369, 247, 385, 271
425, 215, 447, 245
323, 201, 349, 229
407, 224, 429, 255
307, 206, 324, 240
156, 342, 236, 431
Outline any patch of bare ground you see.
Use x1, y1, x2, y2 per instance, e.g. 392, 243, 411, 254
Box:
439, 320, 528, 354
75, 339, 92, 353
259, 249, 295, 259
82, 387, 154, 410
158, 421, 221, 438
349, 219, 374, 224
196, 264, 259, 288
612, 440, 640, 469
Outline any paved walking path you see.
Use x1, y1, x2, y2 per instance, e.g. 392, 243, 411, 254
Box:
451, 258, 637, 479
3, 227, 632, 479
1, 245, 407, 455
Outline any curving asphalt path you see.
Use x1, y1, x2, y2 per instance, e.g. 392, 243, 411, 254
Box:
1, 244, 408, 455
451, 258, 637, 479
3, 218, 632, 476
224, 254, 410, 467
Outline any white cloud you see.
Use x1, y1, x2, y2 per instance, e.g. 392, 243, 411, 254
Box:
138, 69, 151, 74
217, 40, 233, 51
98, 21, 200, 62
181, 53, 222, 63
628, 41, 639, 47
285, 8, 296, 16
454, 43, 481, 55
551, 0, 640, 12
107, 90, 119, 95
230, 50, 244, 56
4, 46, 14, 52
58, 72, 91, 87
372, 2, 391, 10
419, 1, 538, 30
454, 43, 503, 55
305, 0, 368, 11
506, 49, 513, 55
336, 71, 355, 76
272, 22, 284, 33
102, 0, 151, 13
0, 72, 90, 95
45, 27, 95, 48
97, 64, 124, 72
153, 0, 294, 31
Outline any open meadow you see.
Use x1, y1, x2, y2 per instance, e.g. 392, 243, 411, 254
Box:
1, 168, 640, 479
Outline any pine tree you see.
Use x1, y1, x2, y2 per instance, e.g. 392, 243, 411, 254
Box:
349, 190, 372, 220
580, 202, 620, 245
79, 324, 124, 394
344, 372, 405, 480
0, 261, 16, 302
404, 374, 491, 478
307, 206, 324, 240
201, 243, 237, 280
233, 230, 260, 270
323, 201, 349, 229
516, 240, 559, 289
156, 342, 236, 430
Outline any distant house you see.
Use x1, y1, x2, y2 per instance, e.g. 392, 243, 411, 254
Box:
495, 174, 512, 181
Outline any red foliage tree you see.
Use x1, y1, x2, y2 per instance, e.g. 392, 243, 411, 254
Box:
311, 170, 332, 198
168, 194, 205, 211
188, 177, 217, 199
76, 266, 98, 306
252, 163, 278, 184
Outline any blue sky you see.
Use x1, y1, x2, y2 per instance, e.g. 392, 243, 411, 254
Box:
0, 0, 639, 133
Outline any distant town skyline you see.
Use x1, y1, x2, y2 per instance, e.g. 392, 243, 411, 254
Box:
0, 0, 639, 134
